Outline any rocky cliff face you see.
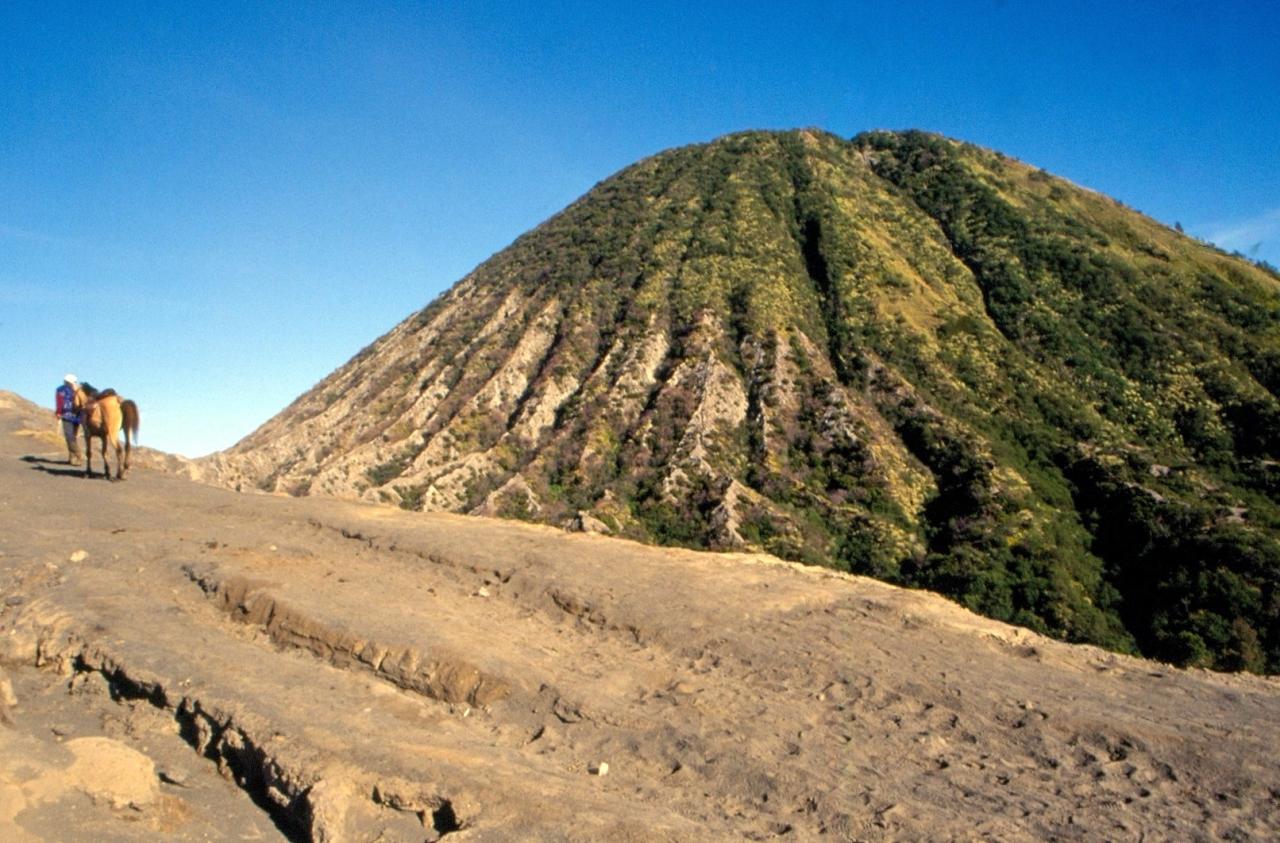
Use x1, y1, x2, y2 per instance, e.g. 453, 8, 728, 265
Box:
200, 129, 1280, 673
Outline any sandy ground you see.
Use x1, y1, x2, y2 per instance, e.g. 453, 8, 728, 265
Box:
1, 389, 1278, 842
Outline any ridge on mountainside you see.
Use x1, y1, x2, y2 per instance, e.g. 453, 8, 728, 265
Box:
199, 129, 1280, 675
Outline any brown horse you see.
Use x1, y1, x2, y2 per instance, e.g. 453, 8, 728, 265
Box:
73, 386, 140, 480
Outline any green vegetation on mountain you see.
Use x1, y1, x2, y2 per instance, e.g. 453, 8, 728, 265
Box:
222, 129, 1280, 674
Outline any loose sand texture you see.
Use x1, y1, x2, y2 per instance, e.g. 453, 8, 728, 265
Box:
1, 390, 1278, 841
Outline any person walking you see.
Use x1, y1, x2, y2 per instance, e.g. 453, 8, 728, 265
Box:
54, 374, 83, 464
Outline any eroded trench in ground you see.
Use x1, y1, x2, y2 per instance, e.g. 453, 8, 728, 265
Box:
4, 554, 474, 843
6, 527, 668, 843
184, 563, 513, 711
50, 646, 464, 843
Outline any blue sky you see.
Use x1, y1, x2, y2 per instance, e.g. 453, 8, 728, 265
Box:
2, 1, 1278, 456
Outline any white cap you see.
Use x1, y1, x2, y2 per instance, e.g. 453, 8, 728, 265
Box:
64, 373, 78, 385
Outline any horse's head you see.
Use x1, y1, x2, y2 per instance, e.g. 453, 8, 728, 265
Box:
72, 383, 100, 411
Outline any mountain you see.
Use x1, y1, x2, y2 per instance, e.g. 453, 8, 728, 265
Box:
202, 129, 1280, 674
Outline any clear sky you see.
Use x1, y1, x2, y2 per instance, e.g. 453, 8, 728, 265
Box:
3, 1, 1278, 457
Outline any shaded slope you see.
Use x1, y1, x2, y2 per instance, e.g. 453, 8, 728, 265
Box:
200, 129, 1280, 673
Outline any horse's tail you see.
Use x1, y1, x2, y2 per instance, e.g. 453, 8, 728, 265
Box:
121, 400, 140, 444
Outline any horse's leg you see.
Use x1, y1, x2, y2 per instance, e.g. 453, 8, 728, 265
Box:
122, 427, 131, 479
99, 435, 109, 480
83, 429, 93, 478
113, 436, 123, 480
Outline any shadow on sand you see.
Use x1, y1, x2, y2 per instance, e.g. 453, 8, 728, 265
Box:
21, 455, 98, 479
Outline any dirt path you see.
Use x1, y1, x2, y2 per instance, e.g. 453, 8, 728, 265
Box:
1, 391, 1278, 841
